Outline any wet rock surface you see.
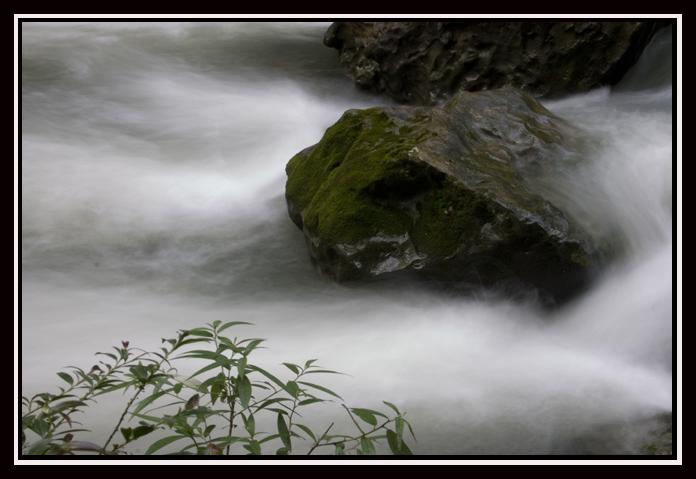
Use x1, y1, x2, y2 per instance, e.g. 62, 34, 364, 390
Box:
285, 88, 600, 303
324, 22, 668, 105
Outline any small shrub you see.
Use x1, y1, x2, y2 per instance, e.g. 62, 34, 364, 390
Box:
21, 321, 415, 456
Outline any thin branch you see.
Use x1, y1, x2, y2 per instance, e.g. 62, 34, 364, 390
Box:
307, 423, 334, 455
322, 417, 394, 447
342, 404, 365, 435
102, 386, 145, 452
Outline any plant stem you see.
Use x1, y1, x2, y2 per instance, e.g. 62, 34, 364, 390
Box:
225, 397, 236, 455
102, 386, 145, 452
307, 423, 334, 455
322, 418, 394, 448
342, 404, 365, 434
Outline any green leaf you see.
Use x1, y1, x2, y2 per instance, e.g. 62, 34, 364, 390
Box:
176, 338, 214, 348
304, 359, 318, 369
335, 442, 345, 455
132, 391, 166, 415
403, 418, 417, 442
186, 328, 214, 338
396, 417, 405, 438
211, 384, 222, 405
130, 412, 166, 423
276, 447, 289, 455
74, 370, 94, 386
382, 401, 400, 415
129, 364, 149, 380
238, 375, 252, 409
243, 339, 266, 356
246, 413, 256, 437
361, 436, 376, 455
277, 412, 292, 451
258, 433, 280, 444
296, 381, 343, 400
26, 437, 56, 455
175, 350, 221, 360
52, 400, 87, 412
254, 397, 292, 412
187, 359, 233, 381
386, 429, 400, 455
267, 408, 288, 415
197, 373, 226, 392
386, 429, 413, 455
172, 374, 202, 390
179, 408, 215, 419
283, 363, 300, 375
173, 383, 182, 395
286, 380, 300, 398
237, 356, 247, 380
212, 320, 221, 329
298, 398, 323, 406
350, 408, 382, 426
56, 372, 73, 386
247, 365, 290, 394
294, 424, 316, 441
53, 428, 91, 435
30, 418, 49, 438
22, 415, 36, 430
303, 369, 346, 376
210, 436, 246, 448
203, 424, 216, 437
145, 435, 188, 455
132, 425, 156, 439
96, 352, 118, 361
244, 440, 262, 455
218, 337, 243, 354
218, 321, 253, 334
121, 427, 133, 441
92, 380, 137, 396
353, 407, 388, 420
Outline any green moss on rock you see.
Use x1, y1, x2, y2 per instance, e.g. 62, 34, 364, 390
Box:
286, 108, 433, 246
285, 88, 597, 301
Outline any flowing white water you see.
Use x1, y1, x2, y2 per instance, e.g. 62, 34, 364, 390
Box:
20, 22, 674, 456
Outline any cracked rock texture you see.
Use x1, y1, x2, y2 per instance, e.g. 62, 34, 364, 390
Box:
324, 22, 669, 105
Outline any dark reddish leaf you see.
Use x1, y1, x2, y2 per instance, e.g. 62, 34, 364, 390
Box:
185, 394, 200, 410
59, 412, 73, 428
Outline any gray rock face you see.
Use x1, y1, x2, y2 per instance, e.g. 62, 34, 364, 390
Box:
285, 88, 598, 302
324, 21, 668, 105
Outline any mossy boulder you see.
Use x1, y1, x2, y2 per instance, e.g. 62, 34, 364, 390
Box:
324, 21, 669, 105
286, 88, 597, 302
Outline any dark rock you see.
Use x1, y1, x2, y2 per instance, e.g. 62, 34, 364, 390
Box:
285, 88, 599, 302
570, 411, 673, 455
324, 21, 668, 105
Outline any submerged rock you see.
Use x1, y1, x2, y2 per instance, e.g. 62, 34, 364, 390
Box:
286, 88, 599, 302
324, 21, 668, 105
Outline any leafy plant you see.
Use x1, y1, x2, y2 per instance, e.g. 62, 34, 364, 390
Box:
21, 321, 415, 456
